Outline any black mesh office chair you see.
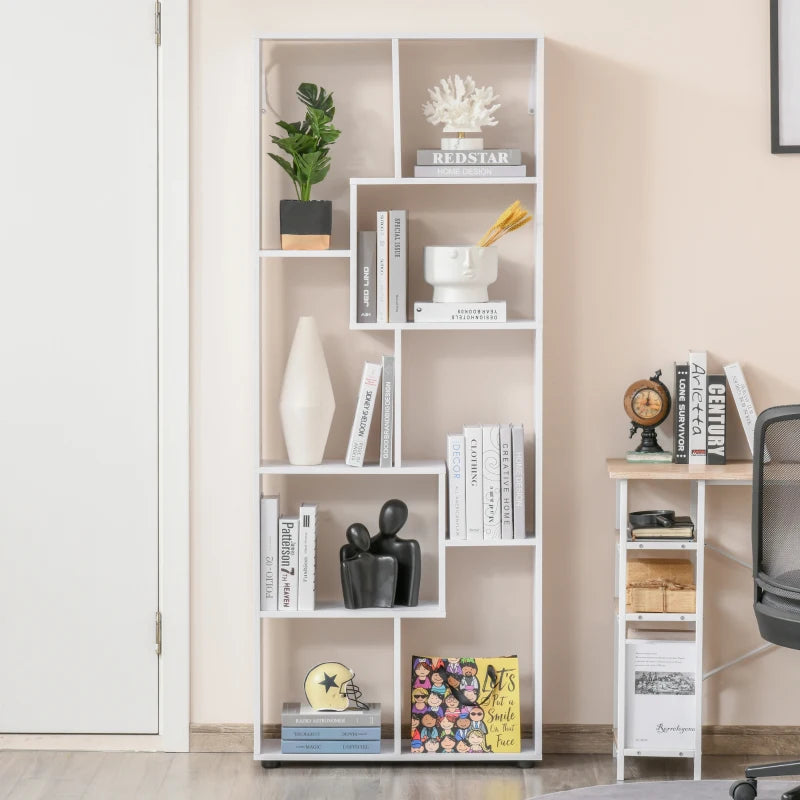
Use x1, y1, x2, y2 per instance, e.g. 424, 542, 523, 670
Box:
730, 406, 800, 800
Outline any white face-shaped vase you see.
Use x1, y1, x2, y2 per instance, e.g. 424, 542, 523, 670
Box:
423, 246, 498, 303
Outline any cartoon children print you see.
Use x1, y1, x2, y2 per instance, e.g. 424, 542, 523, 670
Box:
410, 654, 494, 754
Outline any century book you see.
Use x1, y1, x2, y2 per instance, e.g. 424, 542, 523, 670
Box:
706, 374, 727, 465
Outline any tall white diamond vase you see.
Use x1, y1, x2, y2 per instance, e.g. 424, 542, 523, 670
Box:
279, 316, 335, 466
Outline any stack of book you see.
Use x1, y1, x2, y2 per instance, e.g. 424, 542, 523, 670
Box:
446, 424, 526, 541
413, 148, 527, 179
281, 702, 382, 754
356, 210, 407, 324
345, 356, 394, 468
628, 516, 694, 542
259, 496, 317, 612
672, 354, 757, 465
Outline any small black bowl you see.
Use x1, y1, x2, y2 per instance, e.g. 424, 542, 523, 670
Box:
629, 510, 676, 528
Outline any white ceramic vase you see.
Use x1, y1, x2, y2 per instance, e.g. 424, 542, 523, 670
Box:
279, 316, 335, 466
423, 245, 498, 303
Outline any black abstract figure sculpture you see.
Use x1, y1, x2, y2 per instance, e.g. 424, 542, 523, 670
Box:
369, 499, 421, 607
340, 523, 397, 609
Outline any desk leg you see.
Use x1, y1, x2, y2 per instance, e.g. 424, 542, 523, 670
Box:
616, 479, 628, 781
692, 480, 706, 780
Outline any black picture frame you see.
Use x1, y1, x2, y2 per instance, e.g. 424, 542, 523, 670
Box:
771, 0, 800, 153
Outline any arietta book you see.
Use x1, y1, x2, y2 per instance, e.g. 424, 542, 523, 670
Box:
410, 655, 520, 754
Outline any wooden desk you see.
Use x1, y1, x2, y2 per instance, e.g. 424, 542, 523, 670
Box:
607, 458, 753, 781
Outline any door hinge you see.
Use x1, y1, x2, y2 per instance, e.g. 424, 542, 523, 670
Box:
154, 1, 162, 47
155, 611, 162, 655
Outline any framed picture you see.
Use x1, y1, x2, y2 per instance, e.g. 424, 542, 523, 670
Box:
771, 0, 800, 152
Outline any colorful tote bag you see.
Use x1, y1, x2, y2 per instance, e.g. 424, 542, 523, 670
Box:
410, 655, 521, 754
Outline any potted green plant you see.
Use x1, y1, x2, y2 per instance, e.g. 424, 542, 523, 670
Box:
269, 83, 340, 250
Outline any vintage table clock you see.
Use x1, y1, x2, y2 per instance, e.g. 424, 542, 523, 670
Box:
623, 369, 672, 462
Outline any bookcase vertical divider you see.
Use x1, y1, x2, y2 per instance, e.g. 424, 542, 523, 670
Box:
391, 38, 402, 179
393, 329, 402, 467
393, 617, 402, 752
349, 182, 358, 327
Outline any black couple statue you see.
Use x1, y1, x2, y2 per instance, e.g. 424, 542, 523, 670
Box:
340, 499, 421, 609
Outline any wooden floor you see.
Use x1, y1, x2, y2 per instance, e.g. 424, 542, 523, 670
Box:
0, 752, 762, 799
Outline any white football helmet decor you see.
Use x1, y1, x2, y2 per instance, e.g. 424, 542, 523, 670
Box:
303, 662, 367, 711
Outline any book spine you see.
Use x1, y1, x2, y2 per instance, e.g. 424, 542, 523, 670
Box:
447, 434, 467, 540
280, 740, 381, 754
297, 503, 317, 612
724, 362, 756, 455
511, 424, 526, 539
388, 210, 407, 323
278, 517, 299, 612
463, 425, 483, 541
706, 375, 727, 465
482, 425, 501, 541
379, 355, 394, 468
673, 363, 689, 464
345, 362, 383, 467
688, 351, 708, 464
499, 424, 513, 540
281, 712, 382, 727
413, 164, 527, 178
376, 212, 388, 324
413, 302, 506, 323
416, 148, 523, 166
260, 495, 279, 612
357, 231, 376, 324
281, 726, 381, 740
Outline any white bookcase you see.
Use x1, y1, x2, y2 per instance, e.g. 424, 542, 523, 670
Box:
254, 34, 544, 765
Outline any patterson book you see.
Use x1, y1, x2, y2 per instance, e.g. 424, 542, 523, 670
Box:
345, 361, 382, 467
278, 516, 299, 611
388, 210, 407, 323
447, 434, 467, 540
416, 148, 523, 166
464, 425, 483, 541
357, 230, 376, 324
259, 495, 279, 612
281, 702, 382, 727
724, 362, 756, 455
673, 363, 689, 464
297, 503, 317, 612
688, 351, 708, 464
379, 355, 394, 468
706, 374, 727, 465
414, 164, 527, 178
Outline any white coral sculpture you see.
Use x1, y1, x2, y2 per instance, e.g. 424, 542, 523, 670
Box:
422, 74, 501, 132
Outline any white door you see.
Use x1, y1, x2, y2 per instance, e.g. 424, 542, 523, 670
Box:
0, 0, 159, 732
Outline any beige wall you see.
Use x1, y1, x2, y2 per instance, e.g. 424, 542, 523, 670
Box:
191, 0, 800, 727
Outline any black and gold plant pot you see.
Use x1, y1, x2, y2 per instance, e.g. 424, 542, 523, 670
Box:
280, 199, 332, 250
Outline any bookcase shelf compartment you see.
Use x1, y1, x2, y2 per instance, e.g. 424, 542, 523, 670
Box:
446, 533, 536, 547
350, 321, 538, 331
258, 459, 445, 475
260, 600, 444, 619
258, 249, 352, 259
351, 177, 539, 186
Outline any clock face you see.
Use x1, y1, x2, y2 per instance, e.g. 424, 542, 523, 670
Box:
631, 388, 663, 420
624, 377, 671, 427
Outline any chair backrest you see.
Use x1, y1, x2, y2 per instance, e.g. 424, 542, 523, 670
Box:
752, 405, 800, 649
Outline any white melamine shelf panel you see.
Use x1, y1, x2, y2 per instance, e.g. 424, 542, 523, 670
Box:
351, 177, 538, 186
351, 321, 538, 332
446, 534, 536, 547
625, 540, 698, 550
258, 459, 445, 475
258, 249, 351, 258
257, 738, 538, 761
260, 601, 444, 619
624, 613, 697, 623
